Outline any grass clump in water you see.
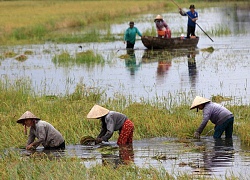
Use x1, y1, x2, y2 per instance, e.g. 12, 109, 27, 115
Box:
15, 55, 28, 62
211, 95, 232, 103
4, 51, 17, 58
75, 50, 104, 67
201, 46, 214, 53
24, 50, 33, 55
52, 51, 72, 66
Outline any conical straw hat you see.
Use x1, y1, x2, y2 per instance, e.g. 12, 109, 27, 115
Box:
154, 15, 163, 21
87, 105, 109, 119
190, 96, 210, 110
17, 111, 40, 124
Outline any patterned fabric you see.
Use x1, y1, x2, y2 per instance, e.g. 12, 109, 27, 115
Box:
117, 119, 134, 145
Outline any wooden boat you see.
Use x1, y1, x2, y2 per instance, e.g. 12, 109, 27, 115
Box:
141, 36, 199, 49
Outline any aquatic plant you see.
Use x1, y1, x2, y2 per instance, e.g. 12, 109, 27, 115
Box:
75, 50, 105, 67
4, 51, 17, 58
211, 95, 232, 103
15, 55, 28, 62
200, 46, 214, 53
52, 51, 72, 66
24, 50, 33, 55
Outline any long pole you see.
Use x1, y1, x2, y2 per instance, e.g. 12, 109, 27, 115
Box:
170, 0, 214, 42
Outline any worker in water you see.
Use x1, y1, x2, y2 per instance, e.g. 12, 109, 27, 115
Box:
154, 14, 171, 38
17, 111, 65, 150
190, 96, 234, 139
87, 104, 134, 145
179, 4, 198, 38
124, 21, 142, 49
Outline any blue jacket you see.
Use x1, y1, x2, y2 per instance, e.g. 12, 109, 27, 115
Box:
184, 11, 198, 27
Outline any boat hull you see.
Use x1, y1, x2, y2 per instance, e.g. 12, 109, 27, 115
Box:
141, 36, 199, 49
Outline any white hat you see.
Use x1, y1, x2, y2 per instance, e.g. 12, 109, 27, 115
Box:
190, 96, 211, 110
17, 111, 40, 124
154, 15, 163, 21
87, 105, 109, 119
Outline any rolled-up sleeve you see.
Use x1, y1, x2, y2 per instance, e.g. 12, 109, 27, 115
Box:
102, 118, 115, 142
196, 110, 211, 134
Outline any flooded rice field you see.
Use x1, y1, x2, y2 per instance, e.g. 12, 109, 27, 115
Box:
17, 136, 250, 179
0, 6, 250, 104
1, 5, 250, 179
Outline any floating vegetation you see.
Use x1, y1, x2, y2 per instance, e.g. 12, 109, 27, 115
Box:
152, 153, 178, 160
212, 95, 232, 103
201, 46, 214, 53
24, 50, 33, 55
15, 54, 28, 62
4, 51, 17, 58
97, 146, 119, 155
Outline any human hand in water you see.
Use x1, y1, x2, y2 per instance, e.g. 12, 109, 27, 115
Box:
26, 144, 35, 150
95, 138, 102, 144
194, 131, 200, 139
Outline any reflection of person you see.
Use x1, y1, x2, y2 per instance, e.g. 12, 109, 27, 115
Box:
190, 96, 234, 139
154, 15, 171, 38
17, 111, 65, 150
179, 5, 198, 38
87, 105, 134, 145
202, 138, 234, 173
124, 21, 142, 49
125, 50, 141, 75
119, 144, 134, 165
187, 51, 197, 87
157, 60, 171, 77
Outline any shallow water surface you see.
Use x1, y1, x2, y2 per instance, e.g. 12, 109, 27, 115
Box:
19, 136, 250, 179
0, 6, 250, 104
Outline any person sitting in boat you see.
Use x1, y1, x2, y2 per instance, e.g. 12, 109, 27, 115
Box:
87, 104, 134, 145
179, 4, 198, 38
154, 15, 171, 38
17, 111, 65, 150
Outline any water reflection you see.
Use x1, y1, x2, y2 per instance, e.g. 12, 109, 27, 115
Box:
125, 50, 141, 76
187, 50, 197, 89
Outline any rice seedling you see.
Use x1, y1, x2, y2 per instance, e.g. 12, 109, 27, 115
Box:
211, 95, 232, 103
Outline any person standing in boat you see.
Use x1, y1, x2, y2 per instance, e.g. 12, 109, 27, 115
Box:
124, 21, 142, 49
87, 104, 134, 145
17, 111, 65, 150
154, 15, 171, 38
190, 96, 234, 139
179, 4, 198, 38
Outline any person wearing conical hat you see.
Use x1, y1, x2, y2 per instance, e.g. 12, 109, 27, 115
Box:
124, 21, 142, 49
179, 4, 198, 38
190, 96, 234, 139
17, 111, 65, 150
154, 15, 171, 38
87, 105, 134, 145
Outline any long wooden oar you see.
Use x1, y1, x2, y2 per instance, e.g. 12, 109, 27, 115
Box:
170, 0, 214, 42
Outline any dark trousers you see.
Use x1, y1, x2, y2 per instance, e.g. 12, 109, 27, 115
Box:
126, 41, 135, 49
44, 141, 65, 150
213, 117, 234, 139
187, 25, 196, 38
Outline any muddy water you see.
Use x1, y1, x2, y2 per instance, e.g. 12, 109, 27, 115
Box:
18, 136, 250, 179
0, 6, 250, 104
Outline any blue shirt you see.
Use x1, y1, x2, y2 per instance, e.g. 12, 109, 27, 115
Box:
185, 11, 198, 27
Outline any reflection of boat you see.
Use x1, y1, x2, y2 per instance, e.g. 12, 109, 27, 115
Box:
141, 36, 199, 49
